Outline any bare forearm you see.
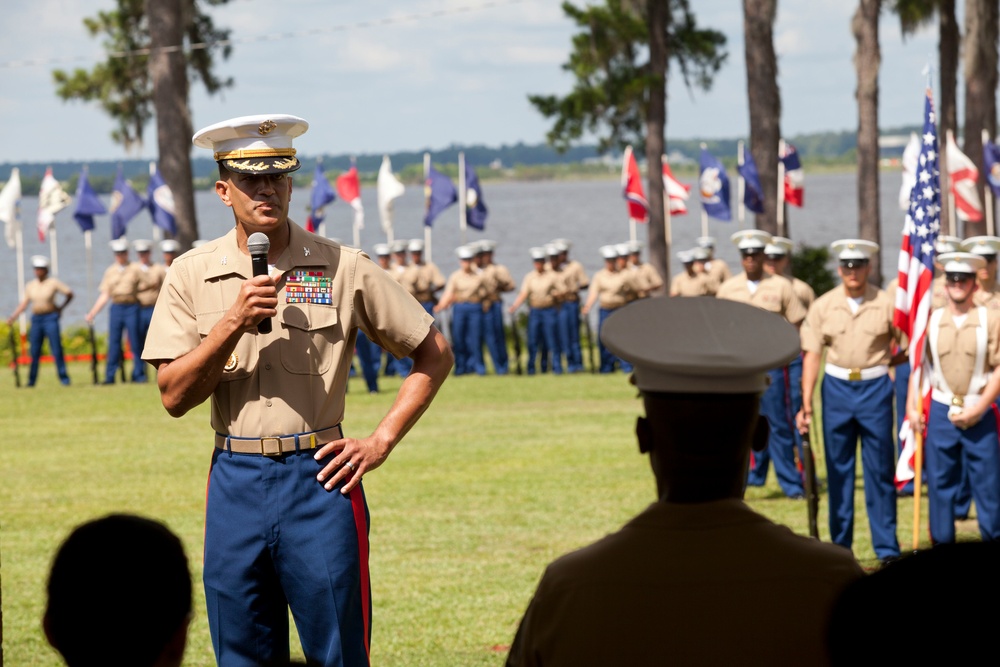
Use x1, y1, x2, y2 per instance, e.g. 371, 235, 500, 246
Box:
369, 328, 453, 452
155, 313, 246, 417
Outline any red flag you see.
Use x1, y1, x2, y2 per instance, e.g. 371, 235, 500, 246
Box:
662, 160, 690, 215
621, 146, 648, 223
336, 166, 365, 230
946, 133, 984, 222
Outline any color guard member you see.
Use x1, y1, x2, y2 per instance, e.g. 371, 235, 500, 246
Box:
134, 239, 166, 352
552, 239, 589, 372
797, 239, 904, 562
669, 247, 710, 297
697, 236, 731, 295
479, 240, 516, 375
582, 245, 639, 373
908, 252, 1000, 543
435, 244, 488, 376
509, 247, 565, 375
87, 238, 144, 384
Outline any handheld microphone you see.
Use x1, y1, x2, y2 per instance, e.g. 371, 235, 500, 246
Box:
247, 232, 272, 334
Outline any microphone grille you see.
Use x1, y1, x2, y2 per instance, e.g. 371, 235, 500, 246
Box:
247, 232, 270, 256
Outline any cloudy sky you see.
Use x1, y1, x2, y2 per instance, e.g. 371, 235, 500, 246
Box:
1, 0, 944, 164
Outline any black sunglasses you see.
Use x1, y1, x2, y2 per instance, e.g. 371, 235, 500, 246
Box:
946, 272, 975, 283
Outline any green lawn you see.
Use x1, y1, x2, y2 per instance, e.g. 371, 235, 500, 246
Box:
0, 361, 977, 665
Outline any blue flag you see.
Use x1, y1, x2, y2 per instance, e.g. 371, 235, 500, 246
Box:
465, 162, 488, 230
424, 166, 457, 227
148, 164, 177, 235
73, 171, 107, 232
699, 148, 731, 221
110, 168, 146, 240
309, 161, 336, 232
737, 150, 764, 214
985, 141, 1000, 198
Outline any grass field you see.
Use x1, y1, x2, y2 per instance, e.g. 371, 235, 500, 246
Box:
0, 360, 980, 665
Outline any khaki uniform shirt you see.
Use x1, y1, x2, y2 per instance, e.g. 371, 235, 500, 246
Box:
716, 273, 806, 325
136, 263, 166, 307
926, 307, 1000, 396
98, 262, 141, 304
507, 499, 863, 667
562, 260, 589, 302
441, 268, 488, 304
800, 284, 902, 368
704, 258, 732, 294
974, 279, 1000, 310
142, 223, 433, 437
670, 271, 710, 297
24, 277, 71, 315
517, 268, 564, 309
791, 277, 816, 310
401, 262, 445, 303
590, 268, 638, 309
630, 262, 664, 298
481, 263, 516, 306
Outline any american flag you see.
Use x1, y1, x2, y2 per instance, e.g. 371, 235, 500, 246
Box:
894, 89, 941, 487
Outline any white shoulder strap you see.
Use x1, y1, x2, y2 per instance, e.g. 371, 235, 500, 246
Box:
928, 308, 946, 391
970, 306, 990, 394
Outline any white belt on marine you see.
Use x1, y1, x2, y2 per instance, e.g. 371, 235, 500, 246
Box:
824, 363, 889, 382
930, 388, 983, 411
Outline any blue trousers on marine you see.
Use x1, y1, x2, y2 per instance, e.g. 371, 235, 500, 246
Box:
560, 300, 583, 372
822, 374, 900, 559
527, 306, 561, 374
354, 332, 380, 393
139, 304, 154, 351
748, 364, 805, 497
205, 444, 370, 667
597, 307, 630, 373
925, 400, 1000, 543
482, 301, 508, 374
452, 302, 485, 375
28, 312, 69, 385
105, 302, 145, 383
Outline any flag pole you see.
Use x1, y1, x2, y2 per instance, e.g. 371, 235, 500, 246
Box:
777, 139, 787, 237
351, 156, 362, 248
947, 130, 958, 233
737, 140, 746, 229
424, 152, 432, 264
984, 129, 995, 236
15, 226, 27, 356
661, 154, 673, 248
912, 367, 925, 551
458, 152, 468, 247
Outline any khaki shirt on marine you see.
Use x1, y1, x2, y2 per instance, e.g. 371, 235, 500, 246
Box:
590, 268, 638, 309
481, 263, 516, 305
562, 260, 589, 302
517, 268, 565, 309
791, 277, 815, 310
716, 273, 806, 325
926, 307, 1000, 396
99, 262, 141, 304
973, 280, 1000, 310
704, 258, 732, 294
141, 223, 433, 437
136, 263, 166, 307
800, 284, 901, 369
24, 277, 71, 315
401, 262, 445, 303
670, 271, 710, 297
630, 262, 664, 298
441, 268, 488, 304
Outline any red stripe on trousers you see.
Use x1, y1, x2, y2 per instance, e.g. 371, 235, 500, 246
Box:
349, 486, 372, 662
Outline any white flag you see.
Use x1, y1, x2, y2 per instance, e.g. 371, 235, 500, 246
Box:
898, 132, 920, 210
0, 167, 22, 249
37, 167, 72, 241
377, 155, 406, 234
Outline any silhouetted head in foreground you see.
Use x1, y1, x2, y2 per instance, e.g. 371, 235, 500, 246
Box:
44, 514, 193, 667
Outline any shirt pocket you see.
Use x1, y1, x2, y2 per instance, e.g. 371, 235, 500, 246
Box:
279, 303, 340, 375
196, 310, 255, 381
861, 310, 890, 338
820, 314, 848, 345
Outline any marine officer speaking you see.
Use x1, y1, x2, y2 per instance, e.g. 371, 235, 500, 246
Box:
141, 114, 453, 667
797, 239, 905, 562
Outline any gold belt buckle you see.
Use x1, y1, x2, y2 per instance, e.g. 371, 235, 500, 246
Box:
952, 396, 965, 408
849, 368, 862, 381
260, 437, 283, 457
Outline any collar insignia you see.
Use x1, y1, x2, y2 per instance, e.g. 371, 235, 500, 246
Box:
304, 246, 311, 257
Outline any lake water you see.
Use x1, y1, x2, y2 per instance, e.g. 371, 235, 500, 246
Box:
2, 170, 911, 328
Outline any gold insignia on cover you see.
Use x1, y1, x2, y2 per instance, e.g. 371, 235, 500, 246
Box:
272, 156, 299, 170
258, 119, 277, 135
225, 159, 270, 172
224, 353, 239, 372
